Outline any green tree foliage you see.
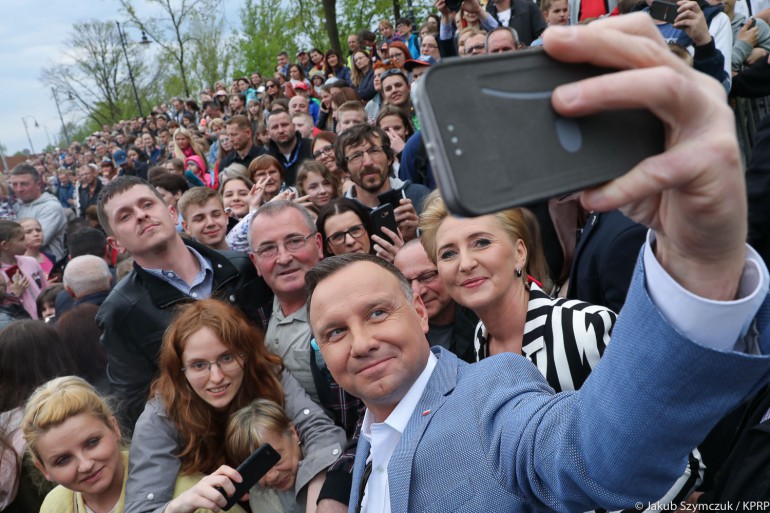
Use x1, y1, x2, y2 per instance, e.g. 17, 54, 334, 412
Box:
237, 0, 299, 77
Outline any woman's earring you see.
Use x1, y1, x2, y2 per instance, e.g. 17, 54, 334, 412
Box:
515, 267, 522, 278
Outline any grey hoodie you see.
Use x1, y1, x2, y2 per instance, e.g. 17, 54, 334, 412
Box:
730, 13, 770, 70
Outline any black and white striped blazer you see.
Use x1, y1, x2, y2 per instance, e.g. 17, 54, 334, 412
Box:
473, 282, 616, 392
473, 282, 703, 510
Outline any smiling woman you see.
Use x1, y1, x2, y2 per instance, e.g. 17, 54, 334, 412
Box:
126, 299, 345, 513
22, 377, 126, 513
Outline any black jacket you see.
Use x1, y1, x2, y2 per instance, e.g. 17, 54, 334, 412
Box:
78, 179, 104, 217
701, 385, 770, 504
95, 239, 273, 432
566, 210, 647, 313
485, 0, 547, 46
267, 132, 314, 186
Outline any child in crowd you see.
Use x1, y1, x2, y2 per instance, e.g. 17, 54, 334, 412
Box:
542, 0, 569, 26
226, 399, 343, 513
0, 220, 47, 319
19, 218, 54, 278
531, 0, 570, 46
36, 285, 63, 324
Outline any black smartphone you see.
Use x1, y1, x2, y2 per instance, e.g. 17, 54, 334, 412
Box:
220, 443, 280, 510
413, 49, 664, 216
377, 188, 405, 210
747, 17, 757, 29
370, 203, 399, 244
650, 0, 680, 23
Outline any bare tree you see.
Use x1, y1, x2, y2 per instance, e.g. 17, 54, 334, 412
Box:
118, 0, 219, 97
40, 20, 152, 127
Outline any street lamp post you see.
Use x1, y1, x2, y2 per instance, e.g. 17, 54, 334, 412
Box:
21, 116, 39, 155
116, 21, 150, 118
51, 87, 72, 146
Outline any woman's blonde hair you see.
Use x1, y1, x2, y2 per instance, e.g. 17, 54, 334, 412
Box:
419, 191, 550, 285
225, 399, 293, 464
172, 127, 207, 169
21, 376, 115, 462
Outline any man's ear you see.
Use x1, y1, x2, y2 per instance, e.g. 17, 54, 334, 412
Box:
181, 220, 191, 236
314, 232, 324, 260
249, 251, 262, 277
106, 235, 125, 255
412, 294, 430, 334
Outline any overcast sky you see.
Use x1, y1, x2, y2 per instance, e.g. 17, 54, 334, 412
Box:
0, 0, 241, 157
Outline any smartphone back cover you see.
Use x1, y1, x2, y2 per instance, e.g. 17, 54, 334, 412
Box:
414, 49, 665, 216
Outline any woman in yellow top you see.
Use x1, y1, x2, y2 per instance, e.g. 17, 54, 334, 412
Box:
22, 376, 245, 513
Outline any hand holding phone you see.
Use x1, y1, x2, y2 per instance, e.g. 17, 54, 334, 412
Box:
164, 464, 242, 513
414, 48, 664, 215
649, 0, 679, 23
738, 18, 760, 47
370, 204, 399, 245
220, 443, 280, 510
393, 199, 419, 242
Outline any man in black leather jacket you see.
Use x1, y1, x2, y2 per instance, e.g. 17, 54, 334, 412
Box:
95, 177, 273, 432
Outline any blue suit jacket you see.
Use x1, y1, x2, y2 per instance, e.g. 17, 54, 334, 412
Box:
349, 256, 770, 513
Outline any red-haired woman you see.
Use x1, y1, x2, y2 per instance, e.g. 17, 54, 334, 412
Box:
126, 300, 345, 513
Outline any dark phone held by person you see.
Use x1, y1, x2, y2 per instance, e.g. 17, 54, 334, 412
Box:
413, 49, 665, 216
650, 0, 680, 24
219, 443, 280, 510
370, 203, 399, 245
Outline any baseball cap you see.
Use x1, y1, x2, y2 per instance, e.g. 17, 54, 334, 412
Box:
113, 149, 128, 166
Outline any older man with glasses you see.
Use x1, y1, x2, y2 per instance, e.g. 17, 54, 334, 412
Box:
247, 200, 364, 512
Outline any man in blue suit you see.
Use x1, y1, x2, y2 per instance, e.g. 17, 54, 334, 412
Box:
306, 13, 770, 513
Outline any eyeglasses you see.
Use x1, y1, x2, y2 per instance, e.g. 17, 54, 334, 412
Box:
345, 145, 384, 165
466, 43, 486, 54
388, 52, 405, 62
422, 43, 438, 49
267, 83, 278, 89
408, 270, 439, 286
312, 144, 335, 159
182, 353, 244, 378
252, 233, 315, 259
327, 224, 367, 246
379, 69, 407, 83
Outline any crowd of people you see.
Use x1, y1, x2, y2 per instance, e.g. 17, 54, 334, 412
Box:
2, 0, 770, 511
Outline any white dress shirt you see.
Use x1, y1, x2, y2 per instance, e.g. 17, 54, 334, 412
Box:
359, 352, 438, 513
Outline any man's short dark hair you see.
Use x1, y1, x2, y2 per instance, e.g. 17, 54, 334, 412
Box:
96, 176, 165, 236
358, 30, 376, 44
270, 99, 290, 113
226, 115, 251, 131
278, 51, 289, 58
397, 17, 413, 27
165, 158, 185, 173
335, 124, 394, 173
10, 164, 39, 182
67, 228, 108, 259
149, 172, 189, 196
202, 100, 219, 112
305, 253, 413, 316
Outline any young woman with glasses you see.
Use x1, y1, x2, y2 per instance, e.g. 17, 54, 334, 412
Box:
316, 198, 404, 262
126, 299, 345, 513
